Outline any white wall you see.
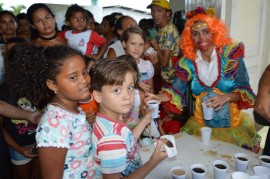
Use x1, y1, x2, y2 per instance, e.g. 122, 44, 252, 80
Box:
102, 7, 152, 23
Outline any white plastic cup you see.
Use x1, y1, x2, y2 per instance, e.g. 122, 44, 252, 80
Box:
201, 102, 214, 120
259, 155, 270, 169
250, 175, 261, 179
191, 164, 207, 179
212, 160, 229, 179
231, 171, 250, 179
234, 153, 250, 172
253, 166, 270, 179
200, 127, 212, 145
147, 100, 159, 118
171, 166, 187, 179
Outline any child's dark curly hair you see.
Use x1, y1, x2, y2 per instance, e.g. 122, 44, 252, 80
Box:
65, 4, 87, 22
5, 44, 84, 108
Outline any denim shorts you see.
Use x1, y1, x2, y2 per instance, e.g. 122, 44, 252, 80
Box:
9, 147, 32, 165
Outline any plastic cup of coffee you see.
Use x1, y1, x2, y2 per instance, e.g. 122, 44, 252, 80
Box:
201, 102, 214, 120
259, 155, 270, 169
191, 164, 207, 179
231, 171, 250, 179
234, 153, 250, 172
200, 127, 212, 145
171, 166, 187, 179
253, 165, 270, 179
147, 100, 159, 118
212, 160, 229, 179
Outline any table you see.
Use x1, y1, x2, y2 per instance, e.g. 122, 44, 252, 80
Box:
140, 132, 260, 179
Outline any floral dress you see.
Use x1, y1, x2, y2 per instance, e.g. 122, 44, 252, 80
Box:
36, 104, 95, 178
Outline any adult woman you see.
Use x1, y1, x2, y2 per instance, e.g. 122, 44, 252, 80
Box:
149, 7, 261, 152
104, 15, 136, 58
27, 3, 66, 47
100, 15, 117, 44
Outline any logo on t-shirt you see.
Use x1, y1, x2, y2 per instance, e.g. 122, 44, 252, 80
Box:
78, 39, 85, 47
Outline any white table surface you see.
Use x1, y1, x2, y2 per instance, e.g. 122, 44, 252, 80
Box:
140, 132, 260, 179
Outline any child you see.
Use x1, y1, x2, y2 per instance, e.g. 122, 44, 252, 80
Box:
16, 13, 31, 41
60, 4, 108, 60
0, 37, 41, 179
90, 57, 167, 178
4, 44, 95, 178
79, 56, 98, 125
0, 100, 41, 179
117, 55, 146, 129
104, 15, 137, 58
121, 26, 155, 93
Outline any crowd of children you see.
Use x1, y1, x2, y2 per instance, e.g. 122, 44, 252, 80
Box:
0, 2, 174, 178
0, 0, 261, 178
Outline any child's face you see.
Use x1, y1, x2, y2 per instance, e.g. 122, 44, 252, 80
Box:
18, 19, 31, 35
49, 55, 90, 102
94, 72, 135, 119
32, 8, 55, 36
123, 33, 145, 60
0, 13, 16, 36
69, 11, 87, 33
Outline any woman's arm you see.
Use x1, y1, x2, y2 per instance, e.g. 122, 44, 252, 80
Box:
254, 64, 270, 120
107, 48, 117, 59
38, 147, 68, 179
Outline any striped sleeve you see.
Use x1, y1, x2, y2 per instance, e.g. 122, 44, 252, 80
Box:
97, 134, 127, 174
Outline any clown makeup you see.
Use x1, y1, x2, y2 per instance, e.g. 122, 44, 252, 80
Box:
191, 21, 214, 52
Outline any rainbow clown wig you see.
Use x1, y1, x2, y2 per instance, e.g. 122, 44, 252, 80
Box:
180, 7, 233, 61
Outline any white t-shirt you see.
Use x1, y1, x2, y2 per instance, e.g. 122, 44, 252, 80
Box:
103, 40, 125, 58
137, 58, 155, 83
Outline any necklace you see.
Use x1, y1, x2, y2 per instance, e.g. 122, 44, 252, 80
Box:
50, 102, 79, 114
39, 33, 58, 41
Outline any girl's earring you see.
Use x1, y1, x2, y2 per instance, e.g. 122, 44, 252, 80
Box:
54, 90, 58, 94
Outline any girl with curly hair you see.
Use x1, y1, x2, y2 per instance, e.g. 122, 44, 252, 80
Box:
146, 7, 261, 152
5, 44, 95, 178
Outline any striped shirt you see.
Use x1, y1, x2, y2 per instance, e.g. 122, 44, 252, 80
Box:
92, 113, 141, 178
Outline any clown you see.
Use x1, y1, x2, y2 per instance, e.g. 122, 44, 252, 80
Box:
147, 7, 261, 152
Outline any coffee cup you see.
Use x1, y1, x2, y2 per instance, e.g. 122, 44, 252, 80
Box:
200, 127, 212, 145
231, 171, 250, 179
201, 102, 214, 120
147, 100, 159, 118
253, 165, 270, 179
234, 153, 250, 172
259, 155, 270, 169
191, 164, 207, 179
212, 160, 229, 179
171, 166, 187, 179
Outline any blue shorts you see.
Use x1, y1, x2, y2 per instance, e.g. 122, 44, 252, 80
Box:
9, 147, 32, 165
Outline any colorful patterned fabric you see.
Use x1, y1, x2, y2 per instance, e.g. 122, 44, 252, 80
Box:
36, 104, 95, 178
156, 22, 180, 84
92, 113, 141, 178
161, 42, 261, 152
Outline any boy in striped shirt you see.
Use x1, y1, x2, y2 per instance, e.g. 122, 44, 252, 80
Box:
90, 56, 167, 179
